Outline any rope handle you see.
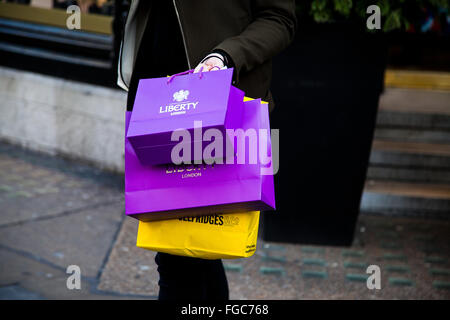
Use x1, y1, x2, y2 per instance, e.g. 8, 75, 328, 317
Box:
167, 66, 204, 84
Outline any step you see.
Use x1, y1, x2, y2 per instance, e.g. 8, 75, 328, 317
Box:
376, 88, 450, 130
378, 87, 450, 115
384, 70, 450, 91
369, 140, 450, 169
374, 128, 450, 144
361, 180, 450, 218
367, 167, 450, 184
376, 112, 450, 131
372, 140, 450, 157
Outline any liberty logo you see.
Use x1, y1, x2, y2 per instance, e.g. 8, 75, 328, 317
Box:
173, 90, 189, 102
160, 90, 198, 116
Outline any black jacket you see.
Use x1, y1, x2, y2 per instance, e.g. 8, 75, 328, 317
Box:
118, 0, 297, 111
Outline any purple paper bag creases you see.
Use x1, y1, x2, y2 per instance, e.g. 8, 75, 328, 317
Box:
126, 68, 244, 165
125, 98, 275, 221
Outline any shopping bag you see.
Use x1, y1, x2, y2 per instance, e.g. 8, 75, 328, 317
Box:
136, 211, 260, 259
126, 68, 244, 165
124, 98, 275, 222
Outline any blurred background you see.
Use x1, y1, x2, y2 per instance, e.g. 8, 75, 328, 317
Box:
0, 0, 449, 299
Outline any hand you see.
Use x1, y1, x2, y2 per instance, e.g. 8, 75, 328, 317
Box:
194, 54, 226, 73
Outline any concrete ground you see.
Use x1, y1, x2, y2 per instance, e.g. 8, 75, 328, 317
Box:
0, 141, 449, 300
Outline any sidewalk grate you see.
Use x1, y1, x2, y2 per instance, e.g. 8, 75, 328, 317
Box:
420, 247, 446, 255
413, 235, 435, 242
386, 265, 410, 273
301, 247, 325, 254
432, 281, 450, 290
345, 273, 369, 282
429, 268, 450, 276
259, 266, 285, 276
343, 262, 368, 270
302, 258, 326, 266
380, 241, 403, 250
389, 277, 414, 287
261, 255, 286, 263
342, 250, 365, 258
378, 231, 400, 239
383, 253, 407, 261
425, 256, 447, 264
224, 264, 243, 273
301, 270, 328, 279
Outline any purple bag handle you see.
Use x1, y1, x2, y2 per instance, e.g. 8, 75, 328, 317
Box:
167, 66, 204, 84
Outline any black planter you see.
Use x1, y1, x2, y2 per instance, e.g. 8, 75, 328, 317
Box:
261, 23, 387, 246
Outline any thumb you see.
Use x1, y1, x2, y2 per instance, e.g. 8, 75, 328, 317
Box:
194, 63, 205, 73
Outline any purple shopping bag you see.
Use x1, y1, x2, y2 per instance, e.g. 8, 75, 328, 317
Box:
125, 99, 275, 222
126, 68, 244, 165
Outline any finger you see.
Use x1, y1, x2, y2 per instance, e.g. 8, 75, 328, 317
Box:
199, 64, 213, 73
206, 57, 224, 68
203, 64, 214, 72
193, 63, 204, 73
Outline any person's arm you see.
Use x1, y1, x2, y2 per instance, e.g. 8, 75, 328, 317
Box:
194, 52, 230, 73
195, 0, 297, 81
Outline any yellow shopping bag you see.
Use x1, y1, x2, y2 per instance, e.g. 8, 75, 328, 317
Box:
135, 96, 266, 259
136, 211, 260, 259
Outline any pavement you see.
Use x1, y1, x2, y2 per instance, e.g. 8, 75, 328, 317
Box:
0, 141, 449, 300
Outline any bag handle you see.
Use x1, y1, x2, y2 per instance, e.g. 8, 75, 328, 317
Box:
167, 66, 204, 84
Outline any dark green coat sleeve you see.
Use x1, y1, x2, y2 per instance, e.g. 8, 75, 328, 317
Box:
213, 0, 297, 82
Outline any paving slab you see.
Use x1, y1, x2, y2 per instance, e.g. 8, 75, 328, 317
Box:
0, 285, 44, 300
1, 141, 449, 299
98, 215, 450, 299
0, 142, 136, 299
0, 248, 133, 300
0, 203, 124, 278
378, 88, 450, 115
0, 143, 123, 226
97, 218, 159, 298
